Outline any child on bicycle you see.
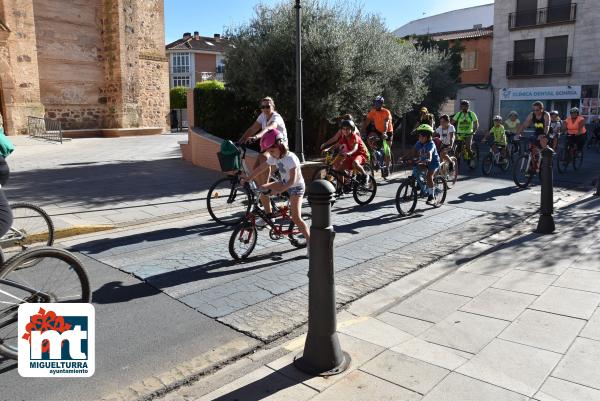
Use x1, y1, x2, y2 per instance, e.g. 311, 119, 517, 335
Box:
412, 124, 440, 205
434, 114, 455, 171
549, 110, 562, 150
483, 116, 508, 163
243, 129, 309, 246
333, 120, 370, 183
319, 114, 356, 151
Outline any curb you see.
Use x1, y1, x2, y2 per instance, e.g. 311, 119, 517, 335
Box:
54, 225, 115, 240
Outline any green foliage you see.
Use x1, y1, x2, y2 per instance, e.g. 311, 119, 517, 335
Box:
195, 80, 226, 91
223, 0, 431, 152
169, 86, 187, 109
194, 87, 255, 141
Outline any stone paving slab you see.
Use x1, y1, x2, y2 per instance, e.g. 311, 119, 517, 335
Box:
535, 377, 600, 401
492, 270, 557, 295
428, 271, 499, 297
529, 286, 600, 320
422, 372, 529, 401
459, 288, 536, 321
551, 337, 600, 390
581, 307, 600, 341
387, 290, 472, 324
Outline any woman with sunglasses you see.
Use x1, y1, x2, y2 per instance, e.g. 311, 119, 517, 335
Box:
239, 97, 288, 225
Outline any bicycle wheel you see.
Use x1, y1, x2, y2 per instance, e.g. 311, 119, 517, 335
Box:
445, 156, 458, 188
500, 155, 511, 172
573, 149, 583, 170
353, 169, 377, 205
468, 145, 479, 170
288, 213, 311, 248
207, 177, 252, 227
395, 180, 417, 216
312, 167, 341, 192
513, 154, 533, 188
1, 203, 54, 260
556, 148, 568, 174
0, 247, 91, 359
433, 176, 447, 207
481, 153, 493, 176
229, 221, 257, 261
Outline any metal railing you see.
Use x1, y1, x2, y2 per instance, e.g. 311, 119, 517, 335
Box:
509, 3, 577, 29
27, 116, 63, 143
506, 57, 572, 78
199, 71, 224, 82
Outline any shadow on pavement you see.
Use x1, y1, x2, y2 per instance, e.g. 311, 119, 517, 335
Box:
0, 357, 17, 374
448, 185, 521, 204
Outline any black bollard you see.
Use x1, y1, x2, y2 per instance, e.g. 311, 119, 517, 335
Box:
294, 179, 350, 376
535, 147, 555, 234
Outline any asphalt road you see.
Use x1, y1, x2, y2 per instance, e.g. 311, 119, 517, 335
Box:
0, 152, 598, 401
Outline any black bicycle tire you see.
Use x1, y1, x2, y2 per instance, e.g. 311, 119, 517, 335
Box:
433, 176, 447, 207
0, 247, 91, 359
288, 213, 311, 248
353, 172, 377, 205
573, 150, 583, 171
446, 156, 458, 188
207, 177, 252, 227
500, 154, 511, 172
482, 153, 493, 176
7, 202, 55, 248
395, 180, 417, 216
513, 154, 533, 188
556, 148, 568, 174
229, 221, 257, 261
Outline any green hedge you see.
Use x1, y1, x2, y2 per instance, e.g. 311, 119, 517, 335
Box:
194, 85, 255, 141
195, 80, 225, 91
169, 86, 187, 109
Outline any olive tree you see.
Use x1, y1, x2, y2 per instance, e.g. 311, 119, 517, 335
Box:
224, 0, 430, 152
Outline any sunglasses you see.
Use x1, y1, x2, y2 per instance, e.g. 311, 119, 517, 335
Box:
260, 104, 271, 109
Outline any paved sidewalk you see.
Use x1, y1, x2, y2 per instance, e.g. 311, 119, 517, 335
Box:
5, 134, 221, 235
159, 193, 600, 401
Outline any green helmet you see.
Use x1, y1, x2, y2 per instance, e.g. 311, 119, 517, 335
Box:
416, 124, 434, 135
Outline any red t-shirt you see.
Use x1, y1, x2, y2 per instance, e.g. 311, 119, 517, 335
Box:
338, 131, 368, 158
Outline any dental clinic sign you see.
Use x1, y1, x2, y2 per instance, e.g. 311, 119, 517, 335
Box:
500, 86, 581, 101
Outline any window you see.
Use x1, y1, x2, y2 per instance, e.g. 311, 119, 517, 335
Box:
172, 75, 190, 88
171, 53, 190, 74
547, 0, 572, 23
461, 51, 478, 71
513, 39, 535, 75
515, 0, 538, 27
544, 35, 568, 74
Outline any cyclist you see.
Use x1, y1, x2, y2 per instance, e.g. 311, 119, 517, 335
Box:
483, 116, 508, 163
415, 106, 435, 129
362, 96, 393, 177
564, 107, 586, 154
434, 114, 455, 171
504, 111, 521, 154
239, 97, 287, 224
242, 129, 309, 246
334, 119, 370, 185
518, 100, 551, 152
549, 110, 563, 150
0, 114, 13, 237
412, 124, 440, 205
451, 100, 479, 165
320, 114, 357, 151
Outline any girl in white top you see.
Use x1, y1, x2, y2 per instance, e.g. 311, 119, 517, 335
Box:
435, 114, 455, 168
245, 129, 309, 244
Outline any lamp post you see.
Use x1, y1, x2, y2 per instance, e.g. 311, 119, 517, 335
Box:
295, 0, 305, 162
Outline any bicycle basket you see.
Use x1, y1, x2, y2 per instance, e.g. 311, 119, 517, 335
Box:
217, 151, 241, 172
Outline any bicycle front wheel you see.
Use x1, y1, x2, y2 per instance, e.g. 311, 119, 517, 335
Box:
573, 150, 583, 170
556, 148, 568, 174
207, 177, 252, 227
513, 155, 533, 188
446, 156, 458, 188
395, 180, 417, 216
481, 153, 493, 176
0, 247, 91, 359
353, 169, 377, 205
229, 221, 257, 261
2, 203, 54, 259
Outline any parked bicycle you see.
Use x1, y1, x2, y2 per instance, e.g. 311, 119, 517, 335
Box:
395, 159, 447, 216
481, 139, 511, 176
557, 135, 584, 173
207, 142, 281, 227
312, 149, 377, 205
513, 143, 541, 188
229, 185, 309, 260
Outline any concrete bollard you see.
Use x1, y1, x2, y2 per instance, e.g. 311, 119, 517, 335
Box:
294, 179, 350, 376
535, 147, 555, 234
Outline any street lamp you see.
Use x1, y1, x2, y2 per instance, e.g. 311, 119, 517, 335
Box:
295, 0, 305, 162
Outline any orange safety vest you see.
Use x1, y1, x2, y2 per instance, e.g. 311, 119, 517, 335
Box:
565, 116, 586, 135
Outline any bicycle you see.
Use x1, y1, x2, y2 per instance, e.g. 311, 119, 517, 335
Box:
453, 136, 479, 171
506, 133, 521, 159
436, 145, 458, 189
0, 203, 55, 263
229, 185, 310, 261
481, 140, 511, 176
0, 246, 91, 359
513, 142, 541, 188
557, 135, 584, 173
207, 143, 281, 227
312, 149, 377, 205
364, 132, 398, 180
395, 159, 447, 216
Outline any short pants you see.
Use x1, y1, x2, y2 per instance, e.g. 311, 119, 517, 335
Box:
287, 184, 305, 197
343, 154, 367, 171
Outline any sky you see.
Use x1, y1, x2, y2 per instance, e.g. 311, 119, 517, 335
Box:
164, 0, 493, 44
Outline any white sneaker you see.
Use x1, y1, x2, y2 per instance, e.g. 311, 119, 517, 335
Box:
255, 217, 267, 227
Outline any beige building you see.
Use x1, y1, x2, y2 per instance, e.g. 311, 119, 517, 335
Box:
492, 0, 600, 121
166, 32, 230, 88
0, 0, 170, 136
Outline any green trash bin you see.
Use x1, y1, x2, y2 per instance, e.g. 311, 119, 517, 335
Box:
217, 140, 241, 172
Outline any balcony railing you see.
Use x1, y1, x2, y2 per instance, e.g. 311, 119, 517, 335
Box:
509, 3, 577, 29
199, 71, 224, 82
506, 57, 572, 78
171, 66, 190, 74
